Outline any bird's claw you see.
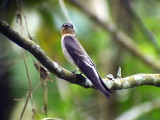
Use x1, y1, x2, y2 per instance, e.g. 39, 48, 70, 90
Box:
72, 69, 78, 74
106, 74, 115, 81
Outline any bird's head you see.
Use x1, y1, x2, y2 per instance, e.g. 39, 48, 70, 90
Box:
61, 23, 75, 36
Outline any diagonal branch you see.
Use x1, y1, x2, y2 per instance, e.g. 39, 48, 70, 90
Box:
69, 0, 160, 72
122, 0, 160, 51
0, 19, 89, 88
0, 18, 160, 91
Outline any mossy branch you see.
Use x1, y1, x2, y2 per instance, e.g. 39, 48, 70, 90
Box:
0, 18, 160, 91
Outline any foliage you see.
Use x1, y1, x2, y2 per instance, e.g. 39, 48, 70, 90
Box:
1, 0, 160, 120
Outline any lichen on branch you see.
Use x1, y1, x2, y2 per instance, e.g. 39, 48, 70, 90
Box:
0, 18, 160, 91
105, 74, 160, 90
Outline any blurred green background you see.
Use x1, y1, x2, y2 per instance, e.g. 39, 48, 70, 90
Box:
0, 0, 160, 120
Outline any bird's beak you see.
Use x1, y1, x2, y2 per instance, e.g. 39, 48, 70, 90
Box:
61, 26, 75, 36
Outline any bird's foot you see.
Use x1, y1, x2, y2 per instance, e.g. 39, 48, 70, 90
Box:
72, 69, 78, 73
79, 72, 82, 75
72, 70, 82, 75
106, 74, 115, 81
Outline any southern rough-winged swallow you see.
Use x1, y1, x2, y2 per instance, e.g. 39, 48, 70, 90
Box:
61, 23, 111, 98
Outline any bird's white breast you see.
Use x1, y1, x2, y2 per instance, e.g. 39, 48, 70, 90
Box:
61, 36, 77, 68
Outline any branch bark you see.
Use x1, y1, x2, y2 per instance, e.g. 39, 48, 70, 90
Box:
0, 18, 160, 91
0, 19, 90, 88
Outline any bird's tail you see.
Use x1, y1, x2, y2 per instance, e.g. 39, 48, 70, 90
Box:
98, 76, 112, 99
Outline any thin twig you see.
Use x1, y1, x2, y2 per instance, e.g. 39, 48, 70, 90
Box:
23, 52, 32, 91
19, 91, 31, 120
41, 81, 48, 117
34, 62, 49, 117
16, 0, 32, 40
16, 1, 34, 119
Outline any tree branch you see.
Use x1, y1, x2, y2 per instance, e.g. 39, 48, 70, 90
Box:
69, 0, 160, 72
0, 19, 90, 88
0, 18, 160, 91
105, 74, 160, 90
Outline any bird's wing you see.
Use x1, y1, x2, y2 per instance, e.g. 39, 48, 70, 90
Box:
63, 36, 111, 98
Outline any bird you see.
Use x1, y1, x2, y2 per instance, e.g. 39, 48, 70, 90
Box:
61, 23, 111, 98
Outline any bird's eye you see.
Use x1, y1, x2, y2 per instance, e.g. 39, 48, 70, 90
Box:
62, 23, 68, 27
62, 24, 67, 27
70, 25, 73, 28
62, 23, 73, 28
